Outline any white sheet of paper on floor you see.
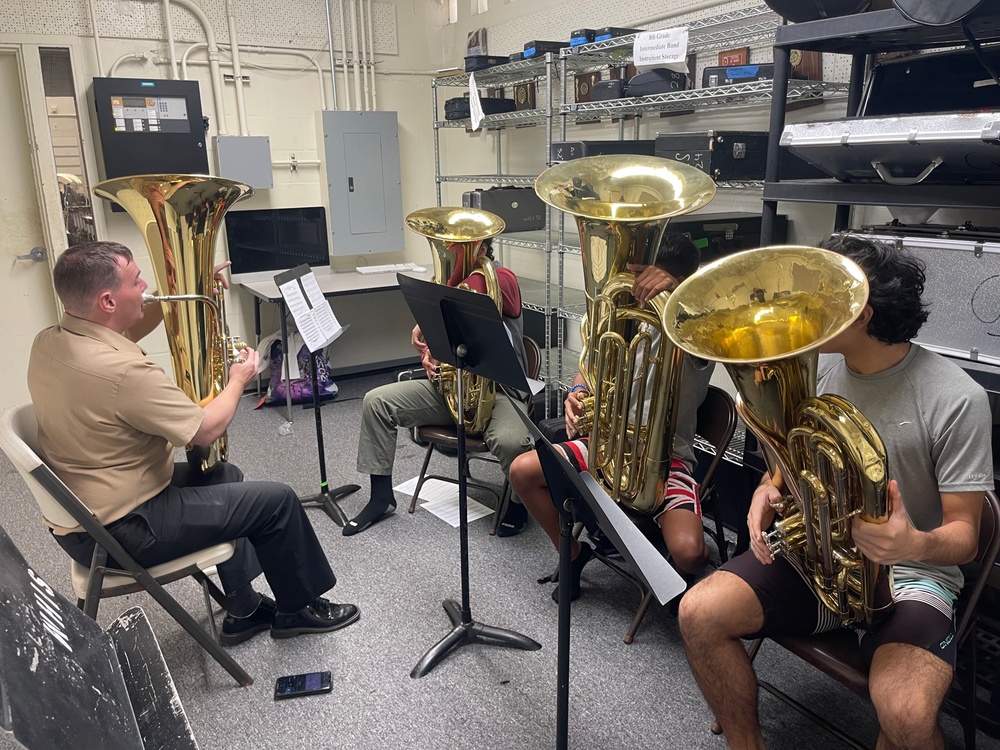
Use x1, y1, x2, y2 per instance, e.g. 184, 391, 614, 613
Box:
393, 477, 495, 527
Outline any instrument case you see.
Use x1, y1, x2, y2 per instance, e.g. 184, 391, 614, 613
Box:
464, 55, 507, 72
549, 140, 655, 162
594, 27, 640, 42
443, 96, 516, 120
654, 130, 825, 182
666, 211, 788, 265
702, 63, 775, 88
569, 29, 596, 46
628, 69, 688, 96
781, 112, 1000, 184
523, 40, 569, 58
592, 79, 626, 101
863, 47, 1000, 116
462, 186, 546, 231
847, 225, 1000, 366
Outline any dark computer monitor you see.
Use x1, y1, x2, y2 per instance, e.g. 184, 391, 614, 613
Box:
225, 206, 332, 283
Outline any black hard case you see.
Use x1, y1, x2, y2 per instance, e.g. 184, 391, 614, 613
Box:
654, 130, 824, 181
702, 63, 775, 87
549, 140, 655, 162
666, 212, 788, 265
594, 27, 640, 41
592, 79, 626, 101
862, 47, 1000, 116
523, 40, 569, 58
444, 97, 516, 120
628, 69, 688, 96
464, 55, 508, 72
462, 187, 546, 231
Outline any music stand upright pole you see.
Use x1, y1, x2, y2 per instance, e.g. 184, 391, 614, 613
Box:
410, 345, 541, 678
299, 348, 357, 526
556, 497, 574, 750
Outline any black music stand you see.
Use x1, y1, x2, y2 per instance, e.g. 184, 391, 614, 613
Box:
275, 265, 358, 526
512, 407, 686, 750
397, 274, 542, 678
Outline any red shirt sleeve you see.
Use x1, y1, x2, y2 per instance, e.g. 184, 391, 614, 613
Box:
462, 266, 521, 318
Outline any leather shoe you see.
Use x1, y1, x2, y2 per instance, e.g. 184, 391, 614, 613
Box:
220, 595, 276, 646
271, 598, 361, 639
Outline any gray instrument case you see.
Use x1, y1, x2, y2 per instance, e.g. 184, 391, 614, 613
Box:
781, 112, 1000, 184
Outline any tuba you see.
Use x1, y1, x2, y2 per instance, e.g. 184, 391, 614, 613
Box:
405, 207, 506, 435
94, 174, 254, 472
534, 156, 716, 515
664, 246, 894, 629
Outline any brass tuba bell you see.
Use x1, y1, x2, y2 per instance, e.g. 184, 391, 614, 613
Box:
94, 174, 253, 473
664, 245, 894, 628
405, 207, 506, 435
535, 155, 716, 515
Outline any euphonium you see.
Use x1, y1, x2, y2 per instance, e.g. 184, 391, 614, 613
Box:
94, 174, 254, 472
405, 207, 506, 435
664, 246, 894, 629
534, 156, 716, 515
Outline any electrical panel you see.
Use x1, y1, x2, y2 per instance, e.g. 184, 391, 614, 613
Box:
91, 77, 209, 179
317, 111, 404, 256
215, 135, 273, 189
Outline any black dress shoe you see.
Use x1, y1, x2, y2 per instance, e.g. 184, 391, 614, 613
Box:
271, 598, 361, 639
220, 595, 276, 646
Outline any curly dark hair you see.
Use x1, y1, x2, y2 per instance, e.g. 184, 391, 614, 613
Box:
819, 233, 929, 343
655, 231, 700, 279
54, 241, 133, 314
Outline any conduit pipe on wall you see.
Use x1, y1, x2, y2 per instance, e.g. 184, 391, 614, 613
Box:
86, 0, 106, 76
109, 52, 148, 78
348, 0, 362, 109
365, 0, 378, 110
225, 0, 250, 135
358, 0, 370, 110
337, 0, 352, 110
178, 44, 328, 110
632, 0, 739, 27
171, 0, 228, 135
323, 0, 340, 109
162, 0, 179, 79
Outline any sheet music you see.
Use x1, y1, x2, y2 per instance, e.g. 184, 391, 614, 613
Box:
276, 270, 346, 353
393, 477, 495, 527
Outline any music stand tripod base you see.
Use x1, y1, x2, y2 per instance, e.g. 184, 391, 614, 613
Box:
301, 484, 358, 526
411, 599, 541, 679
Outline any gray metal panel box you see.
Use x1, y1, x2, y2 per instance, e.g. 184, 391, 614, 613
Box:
214, 135, 273, 189
318, 111, 404, 256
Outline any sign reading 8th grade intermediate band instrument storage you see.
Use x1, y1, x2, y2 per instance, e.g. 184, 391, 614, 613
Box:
633, 27, 689, 74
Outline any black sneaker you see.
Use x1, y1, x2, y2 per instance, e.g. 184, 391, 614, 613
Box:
220, 595, 276, 646
271, 598, 361, 639
497, 502, 528, 537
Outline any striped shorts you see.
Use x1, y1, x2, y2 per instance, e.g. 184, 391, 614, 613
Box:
558, 437, 701, 518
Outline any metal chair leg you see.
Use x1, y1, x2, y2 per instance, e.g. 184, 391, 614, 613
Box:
82, 545, 108, 619
623, 590, 654, 644
200, 577, 221, 644
409, 443, 436, 513
490, 480, 512, 536
192, 570, 227, 608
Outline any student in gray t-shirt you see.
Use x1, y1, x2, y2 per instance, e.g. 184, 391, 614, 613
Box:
679, 234, 993, 750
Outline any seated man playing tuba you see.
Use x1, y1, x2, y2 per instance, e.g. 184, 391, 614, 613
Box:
509, 233, 715, 601
29, 242, 361, 646
678, 235, 993, 749
345, 239, 534, 537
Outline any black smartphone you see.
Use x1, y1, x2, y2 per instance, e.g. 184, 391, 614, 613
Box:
274, 671, 332, 700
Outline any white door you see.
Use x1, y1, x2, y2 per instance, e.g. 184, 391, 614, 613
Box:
0, 48, 59, 412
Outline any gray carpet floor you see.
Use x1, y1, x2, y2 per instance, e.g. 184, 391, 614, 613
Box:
1, 370, 995, 749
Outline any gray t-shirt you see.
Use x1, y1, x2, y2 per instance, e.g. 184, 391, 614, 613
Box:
817, 344, 993, 602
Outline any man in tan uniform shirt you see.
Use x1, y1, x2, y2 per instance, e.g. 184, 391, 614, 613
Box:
28, 241, 359, 645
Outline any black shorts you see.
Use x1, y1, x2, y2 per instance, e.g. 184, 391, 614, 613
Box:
722, 551, 958, 668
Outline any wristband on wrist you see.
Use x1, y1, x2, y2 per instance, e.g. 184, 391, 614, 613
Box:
569, 383, 589, 394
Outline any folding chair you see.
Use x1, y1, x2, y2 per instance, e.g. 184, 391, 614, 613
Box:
0, 404, 252, 687
408, 335, 542, 536
716, 490, 1000, 749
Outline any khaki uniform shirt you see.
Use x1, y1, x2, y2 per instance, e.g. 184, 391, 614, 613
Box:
27, 314, 205, 534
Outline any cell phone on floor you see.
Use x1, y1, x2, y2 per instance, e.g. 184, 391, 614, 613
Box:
274, 671, 332, 700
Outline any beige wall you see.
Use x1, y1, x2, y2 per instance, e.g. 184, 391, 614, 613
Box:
8, 0, 994, 377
